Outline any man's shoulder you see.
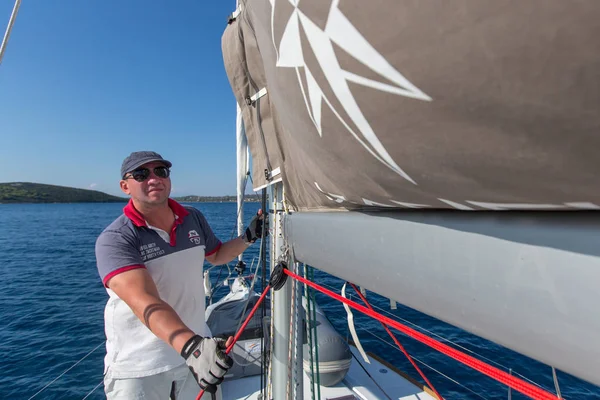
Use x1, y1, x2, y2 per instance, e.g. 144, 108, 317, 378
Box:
97, 214, 138, 242
183, 206, 205, 222
183, 205, 199, 215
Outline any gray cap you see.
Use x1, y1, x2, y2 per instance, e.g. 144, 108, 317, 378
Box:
121, 151, 172, 178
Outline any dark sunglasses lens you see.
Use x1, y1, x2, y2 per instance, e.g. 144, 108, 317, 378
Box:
132, 168, 150, 182
154, 166, 170, 178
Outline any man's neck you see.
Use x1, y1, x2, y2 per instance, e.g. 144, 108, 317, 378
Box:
133, 199, 174, 231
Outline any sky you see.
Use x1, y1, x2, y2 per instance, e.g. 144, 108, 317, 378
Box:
0, 0, 244, 197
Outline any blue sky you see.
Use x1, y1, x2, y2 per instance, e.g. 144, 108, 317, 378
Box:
0, 0, 244, 197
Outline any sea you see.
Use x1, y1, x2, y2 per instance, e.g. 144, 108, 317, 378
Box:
0, 202, 598, 400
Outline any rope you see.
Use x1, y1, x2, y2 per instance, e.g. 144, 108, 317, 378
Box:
349, 283, 444, 400
317, 280, 554, 394
353, 324, 490, 400
552, 367, 562, 398
0, 0, 21, 65
27, 342, 104, 400
196, 284, 271, 400
309, 267, 321, 398
81, 379, 104, 400
207, 172, 250, 304
283, 269, 561, 400
305, 265, 316, 400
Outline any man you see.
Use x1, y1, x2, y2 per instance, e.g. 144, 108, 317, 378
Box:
95, 151, 266, 400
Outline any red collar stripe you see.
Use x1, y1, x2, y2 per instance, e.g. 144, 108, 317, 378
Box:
123, 198, 190, 227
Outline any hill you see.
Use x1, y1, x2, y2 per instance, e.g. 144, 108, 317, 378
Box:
0, 182, 127, 204
173, 194, 261, 203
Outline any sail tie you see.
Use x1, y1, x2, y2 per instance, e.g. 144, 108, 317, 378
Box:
341, 283, 370, 364
349, 282, 444, 400
282, 268, 562, 400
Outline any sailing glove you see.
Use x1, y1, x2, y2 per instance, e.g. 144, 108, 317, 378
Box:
181, 335, 233, 393
243, 210, 268, 245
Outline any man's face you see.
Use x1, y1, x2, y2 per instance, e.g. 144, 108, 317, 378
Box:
120, 161, 171, 205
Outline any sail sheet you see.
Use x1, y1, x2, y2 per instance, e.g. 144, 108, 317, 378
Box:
222, 0, 600, 212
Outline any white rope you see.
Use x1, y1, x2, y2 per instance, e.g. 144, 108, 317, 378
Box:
341, 282, 370, 363
81, 379, 104, 400
27, 342, 105, 400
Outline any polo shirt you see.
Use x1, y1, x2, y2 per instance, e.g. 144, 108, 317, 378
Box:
95, 199, 221, 378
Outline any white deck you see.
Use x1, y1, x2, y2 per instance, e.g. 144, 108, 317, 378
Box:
221, 346, 436, 400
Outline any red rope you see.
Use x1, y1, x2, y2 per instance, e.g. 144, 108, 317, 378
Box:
196, 284, 271, 400
284, 269, 559, 400
349, 283, 444, 400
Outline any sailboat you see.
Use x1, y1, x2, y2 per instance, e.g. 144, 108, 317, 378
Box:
3, 0, 599, 398
214, 0, 600, 399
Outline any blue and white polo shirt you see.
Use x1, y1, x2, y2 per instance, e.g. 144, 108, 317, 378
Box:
95, 199, 221, 378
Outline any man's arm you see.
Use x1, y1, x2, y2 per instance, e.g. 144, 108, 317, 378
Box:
205, 236, 250, 266
107, 268, 194, 353
205, 210, 267, 266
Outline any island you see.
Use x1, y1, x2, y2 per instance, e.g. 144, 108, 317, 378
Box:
0, 182, 261, 204
0, 182, 127, 203
173, 194, 261, 203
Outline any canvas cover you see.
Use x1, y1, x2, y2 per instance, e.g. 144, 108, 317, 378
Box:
222, 0, 600, 211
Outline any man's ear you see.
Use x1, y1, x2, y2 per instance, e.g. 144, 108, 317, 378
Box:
120, 180, 131, 195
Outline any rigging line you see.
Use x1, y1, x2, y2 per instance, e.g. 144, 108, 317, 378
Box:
318, 280, 545, 388
325, 304, 552, 400
308, 266, 322, 399
81, 379, 104, 400
207, 173, 250, 303
231, 253, 264, 353
230, 172, 250, 240
283, 269, 560, 400
260, 187, 268, 397
0, 0, 21, 65
552, 367, 562, 399
350, 323, 490, 400
196, 283, 272, 400
304, 264, 316, 400
350, 283, 443, 400
349, 291, 551, 392
346, 342, 394, 400
27, 342, 105, 400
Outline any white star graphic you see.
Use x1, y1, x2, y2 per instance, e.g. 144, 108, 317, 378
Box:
270, 0, 432, 184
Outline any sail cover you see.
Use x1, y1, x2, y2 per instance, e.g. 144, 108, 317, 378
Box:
222, 0, 600, 212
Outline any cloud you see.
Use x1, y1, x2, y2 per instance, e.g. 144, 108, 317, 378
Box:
89, 183, 98, 189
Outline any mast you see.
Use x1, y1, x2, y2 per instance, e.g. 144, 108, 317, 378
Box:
235, 102, 248, 253
0, 0, 21, 66
270, 181, 291, 399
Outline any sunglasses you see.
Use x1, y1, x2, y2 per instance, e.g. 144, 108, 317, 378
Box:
123, 166, 171, 182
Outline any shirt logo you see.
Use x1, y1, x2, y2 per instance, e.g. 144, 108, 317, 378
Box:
139, 242, 165, 261
188, 230, 202, 245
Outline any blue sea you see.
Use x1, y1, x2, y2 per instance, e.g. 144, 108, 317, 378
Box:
0, 203, 598, 399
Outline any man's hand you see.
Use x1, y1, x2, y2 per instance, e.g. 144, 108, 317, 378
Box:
242, 210, 268, 245
181, 335, 234, 393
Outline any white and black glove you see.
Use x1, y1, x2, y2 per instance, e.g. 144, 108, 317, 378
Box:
242, 210, 268, 245
181, 335, 233, 394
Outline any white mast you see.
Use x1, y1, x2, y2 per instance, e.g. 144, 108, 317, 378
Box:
235, 102, 248, 250
270, 182, 291, 400
0, 0, 21, 66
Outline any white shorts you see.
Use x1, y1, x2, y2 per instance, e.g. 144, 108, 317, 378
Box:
104, 364, 222, 400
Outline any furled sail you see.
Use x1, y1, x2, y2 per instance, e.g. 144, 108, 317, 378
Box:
222, 0, 600, 212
